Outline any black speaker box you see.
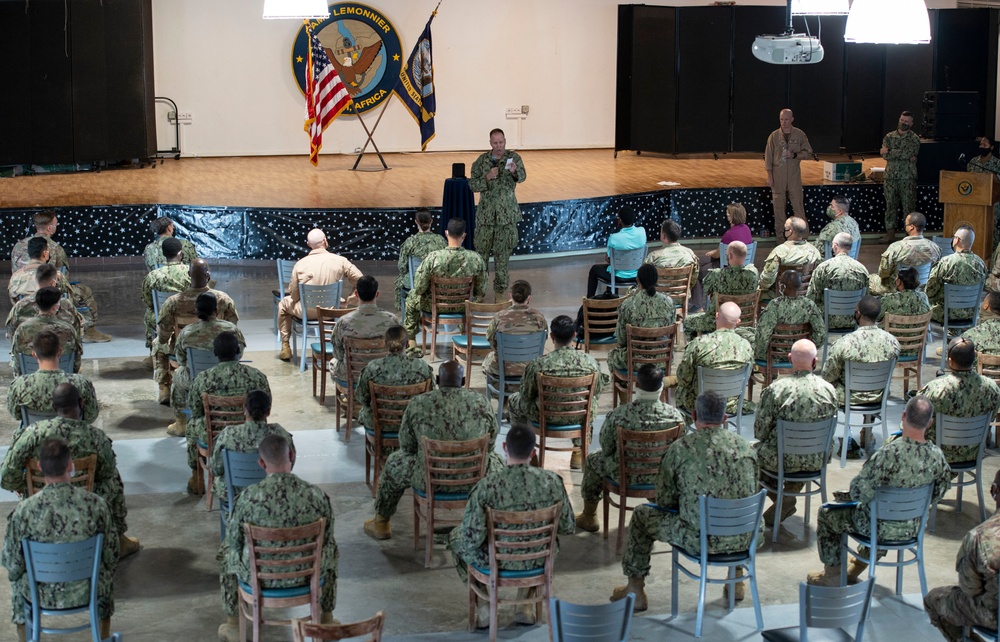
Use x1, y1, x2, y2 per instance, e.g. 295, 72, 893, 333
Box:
923, 114, 979, 139
923, 91, 979, 115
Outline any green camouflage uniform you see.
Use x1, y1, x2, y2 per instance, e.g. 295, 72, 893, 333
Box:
969, 154, 1000, 255
581, 398, 687, 504
186, 362, 270, 471
816, 436, 950, 566
683, 265, 759, 339
141, 263, 191, 349
870, 235, 942, 295
644, 244, 698, 291
12, 234, 69, 272
219, 472, 337, 615
807, 254, 869, 330
449, 463, 575, 582
675, 329, 753, 413
924, 512, 1000, 642
396, 231, 447, 311
758, 240, 822, 294
7, 371, 99, 434
374, 387, 501, 519
754, 371, 838, 474
355, 353, 435, 429
330, 303, 398, 381
142, 236, 198, 271
155, 286, 239, 386
11, 236, 99, 328
878, 290, 931, 321
821, 326, 900, 404
482, 303, 547, 377
508, 346, 609, 431
403, 247, 486, 337
1, 417, 128, 536
919, 371, 1000, 464
881, 128, 921, 231
813, 215, 861, 255
10, 316, 82, 376
753, 296, 827, 361
621, 425, 759, 578
6, 297, 84, 341
2, 483, 118, 625
608, 291, 677, 373
470, 149, 526, 294
209, 420, 295, 502
926, 250, 987, 324
170, 319, 245, 411
963, 319, 1000, 356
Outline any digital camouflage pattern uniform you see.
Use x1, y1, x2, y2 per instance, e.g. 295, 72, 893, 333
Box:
330, 303, 398, 381
12, 234, 69, 272
807, 254, 869, 330
683, 265, 759, 340
753, 296, 827, 362
508, 346, 609, 432
209, 421, 295, 502
10, 316, 81, 376
7, 371, 99, 436
608, 291, 677, 373
969, 154, 1000, 258
758, 240, 822, 295
5, 296, 84, 341
643, 244, 698, 291
822, 326, 900, 404
11, 236, 100, 329
354, 353, 435, 429
449, 463, 575, 582
142, 236, 198, 271
396, 231, 447, 311
918, 371, 1000, 464
1, 417, 129, 537
878, 290, 931, 321
870, 235, 941, 295
219, 472, 338, 616
186, 362, 270, 471
813, 215, 861, 255
482, 303, 547, 377
816, 436, 950, 566
963, 319, 1000, 356
470, 149, 526, 295
926, 250, 987, 324
881, 128, 921, 231
580, 398, 687, 504
675, 329, 753, 413
169, 319, 245, 411
374, 387, 501, 519
155, 286, 239, 387
2, 483, 118, 625
621, 425, 759, 578
7, 259, 71, 304
141, 263, 191, 349
403, 247, 487, 338
924, 512, 1000, 642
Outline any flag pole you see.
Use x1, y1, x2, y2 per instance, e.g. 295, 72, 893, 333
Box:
351, 99, 392, 171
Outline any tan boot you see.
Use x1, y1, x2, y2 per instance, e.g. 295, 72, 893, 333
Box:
187, 470, 205, 496
218, 615, 241, 642
278, 340, 292, 361
82, 327, 112, 343
158, 383, 171, 405
807, 565, 844, 586
166, 412, 187, 437
320, 611, 339, 625
846, 558, 869, 584
763, 498, 797, 528
575, 500, 600, 533
570, 450, 583, 470
100, 618, 111, 639
723, 567, 746, 602
16, 623, 25, 642
611, 576, 648, 611
363, 515, 392, 540
474, 598, 491, 629
514, 587, 537, 625
119, 535, 141, 559
142, 354, 154, 369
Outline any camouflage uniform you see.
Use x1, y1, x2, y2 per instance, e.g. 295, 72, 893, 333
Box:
10, 316, 82, 376
470, 149, 526, 294
142, 236, 198, 271
330, 303, 398, 381
813, 215, 861, 255
878, 290, 931, 321
881, 128, 921, 231
675, 329, 753, 413
926, 251, 987, 324
508, 346, 609, 431
753, 296, 827, 362
449, 463, 575, 582
373, 388, 502, 519
807, 254, 869, 330
482, 303, 547, 377
621, 425, 759, 578
11, 236, 99, 328
754, 371, 838, 474
396, 231, 447, 311
155, 286, 239, 387
141, 263, 191, 349
870, 235, 942, 295
12, 234, 69, 272
355, 353, 435, 429
209, 420, 295, 502
969, 154, 1000, 258
7, 259, 71, 304
607, 291, 677, 373
2, 483, 118, 625
924, 513, 1000, 642
758, 240, 822, 295
6, 296, 84, 341
219, 473, 337, 615
919, 371, 1000, 464
644, 244, 698, 291
1, 417, 129, 537
963, 319, 1000, 356
816, 436, 950, 566
580, 398, 687, 504
186, 362, 270, 471
822, 326, 900, 404
403, 246, 487, 337
683, 265, 759, 340
170, 319, 245, 411
7, 371, 99, 434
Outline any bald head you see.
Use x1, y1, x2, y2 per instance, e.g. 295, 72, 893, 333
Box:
716, 301, 742, 329
306, 228, 328, 249
779, 109, 794, 132
788, 217, 809, 241
189, 258, 210, 288
437, 360, 465, 388
954, 226, 974, 251
726, 241, 747, 266
789, 339, 818, 372
833, 232, 853, 253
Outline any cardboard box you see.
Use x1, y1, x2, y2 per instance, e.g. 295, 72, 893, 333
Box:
823, 161, 862, 182
869, 167, 885, 183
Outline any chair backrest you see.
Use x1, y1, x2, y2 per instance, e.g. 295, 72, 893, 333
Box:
172, 315, 198, 349
823, 287, 867, 325
25, 454, 98, 495
776, 262, 815, 296
914, 261, 932, 286
428, 276, 475, 314
222, 449, 267, 514
719, 240, 757, 268
655, 265, 694, 317
202, 393, 247, 453
942, 282, 984, 323
187, 347, 221, 380
408, 256, 423, 290
931, 235, 956, 259
716, 291, 759, 328
276, 258, 296, 296
978, 351, 1000, 385
883, 311, 933, 356
23, 534, 102, 609
699, 489, 766, 555
421, 434, 490, 496
935, 413, 992, 453
766, 323, 812, 367
609, 246, 646, 275
776, 416, 838, 463
20, 406, 56, 428
18, 352, 75, 376
697, 364, 752, 399
844, 358, 897, 394
370, 379, 433, 434
464, 300, 509, 347
315, 306, 352, 356
798, 578, 875, 641
579, 296, 623, 349
344, 336, 389, 388
244, 517, 325, 594
549, 594, 635, 642
486, 503, 561, 575
292, 612, 385, 642
616, 427, 681, 490
496, 330, 548, 386
537, 372, 599, 429
624, 324, 677, 374
152, 288, 175, 321
868, 484, 934, 538
824, 238, 862, 261
299, 281, 343, 312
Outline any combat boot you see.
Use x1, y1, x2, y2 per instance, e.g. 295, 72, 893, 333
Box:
142, 354, 154, 369
514, 588, 537, 625
278, 340, 292, 361
575, 500, 600, 533
474, 598, 490, 629
570, 450, 583, 470
16, 623, 25, 642
611, 576, 648, 611
846, 558, 869, 584
218, 615, 240, 642
100, 618, 112, 639
119, 535, 141, 559
187, 470, 205, 496
363, 515, 392, 540
82, 327, 112, 343
877, 228, 897, 243
166, 412, 186, 437
807, 565, 844, 586
321, 611, 339, 625
158, 383, 171, 405
723, 567, 746, 602
763, 498, 797, 527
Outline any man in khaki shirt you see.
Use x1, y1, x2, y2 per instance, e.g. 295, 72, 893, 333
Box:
765, 108, 813, 239
277, 229, 363, 361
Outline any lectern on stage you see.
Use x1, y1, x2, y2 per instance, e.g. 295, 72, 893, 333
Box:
939, 170, 1000, 261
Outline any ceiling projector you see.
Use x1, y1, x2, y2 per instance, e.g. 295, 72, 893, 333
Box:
752, 34, 825, 65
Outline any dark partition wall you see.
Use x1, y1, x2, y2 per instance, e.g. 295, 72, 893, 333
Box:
675, 7, 733, 152
616, 5, 677, 154
789, 15, 846, 152
843, 43, 885, 151
731, 7, 788, 152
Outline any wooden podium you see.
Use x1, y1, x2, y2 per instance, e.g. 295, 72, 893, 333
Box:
940, 170, 1000, 261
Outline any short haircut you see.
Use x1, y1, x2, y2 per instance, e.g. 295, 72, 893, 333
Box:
446, 217, 466, 238
833, 196, 850, 213
489, 128, 505, 138
857, 294, 881, 322
245, 389, 272, 421
162, 237, 183, 259
52, 383, 81, 413
727, 240, 747, 261
32, 331, 61, 360
635, 363, 664, 392
789, 216, 809, 238
35, 286, 61, 311
213, 331, 241, 361
258, 433, 289, 464
833, 232, 853, 251
896, 266, 920, 290
355, 275, 379, 301
901, 110, 914, 118
905, 394, 934, 430
38, 437, 71, 477
195, 292, 218, 321
618, 206, 636, 227
35, 263, 58, 285
33, 211, 56, 227
661, 219, 681, 243
415, 208, 433, 231
385, 324, 408, 353
505, 422, 536, 459
948, 336, 975, 369
550, 315, 576, 343
986, 291, 1000, 311
27, 237, 49, 259
695, 390, 727, 425
637, 263, 658, 296
726, 203, 747, 226
151, 216, 173, 235
510, 280, 531, 304
779, 269, 802, 291
906, 212, 926, 231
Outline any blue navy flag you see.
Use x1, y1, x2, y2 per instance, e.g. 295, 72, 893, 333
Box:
394, 14, 436, 150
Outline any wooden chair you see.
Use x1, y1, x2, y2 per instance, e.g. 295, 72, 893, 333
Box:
576, 295, 623, 354
335, 336, 389, 441
25, 454, 97, 495
413, 435, 490, 567
884, 311, 932, 397
467, 503, 562, 642
530, 372, 598, 472
366, 379, 433, 496
198, 393, 247, 511
602, 427, 681, 554
978, 351, 1000, 446
748, 322, 812, 400
312, 306, 351, 404
292, 611, 385, 642
716, 291, 760, 330
453, 300, 509, 389
237, 518, 326, 642
420, 276, 475, 362
655, 264, 695, 319
775, 262, 815, 297
611, 324, 677, 408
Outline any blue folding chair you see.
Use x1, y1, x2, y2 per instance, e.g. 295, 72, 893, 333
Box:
549, 593, 634, 642
931, 282, 983, 370
824, 237, 861, 261
485, 330, 547, 429
22, 534, 104, 642
596, 246, 646, 295
761, 579, 875, 642
292, 281, 343, 371
720, 240, 758, 268
219, 448, 267, 540
18, 352, 74, 375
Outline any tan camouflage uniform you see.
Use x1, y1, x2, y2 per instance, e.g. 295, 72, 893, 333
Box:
869, 235, 942, 295
11, 236, 99, 329
155, 286, 239, 387
482, 303, 547, 377
644, 244, 698, 291
807, 254, 869, 330
926, 250, 987, 324
470, 149, 526, 295
170, 319, 245, 411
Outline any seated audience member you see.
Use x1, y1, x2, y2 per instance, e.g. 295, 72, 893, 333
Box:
822, 295, 900, 406
6, 262, 83, 339
877, 265, 931, 322
869, 212, 942, 295
143, 216, 198, 271
607, 264, 676, 384
330, 275, 398, 381
753, 271, 826, 362
684, 240, 758, 341
140, 237, 191, 356
395, 208, 447, 311
962, 291, 1000, 356
481, 279, 547, 379
10, 287, 82, 376
8, 238, 68, 305
586, 206, 647, 298
925, 225, 987, 324
696, 202, 753, 281
807, 232, 869, 330
812, 196, 861, 254
758, 217, 822, 297
355, 325, 435, 430
644, 220, 698, 306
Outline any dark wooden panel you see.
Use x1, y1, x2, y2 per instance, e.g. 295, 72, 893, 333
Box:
844, 43, 885, 153
71, 0, 110, 162
731, 6, 788, 153
628, 5, 677, 154
615, 5, 636, 152
676, 6, 732, 153
932, 8, 997, 137
29, 0, 76, 164
0, 3, 32, 165
788, 15, 846, 153
105, 0, 152, 159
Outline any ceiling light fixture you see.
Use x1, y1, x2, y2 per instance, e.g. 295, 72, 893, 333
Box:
844, 0, 931, 44
262, 0, 331, 20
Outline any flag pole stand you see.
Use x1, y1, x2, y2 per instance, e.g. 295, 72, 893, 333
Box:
350, 100, 392, 172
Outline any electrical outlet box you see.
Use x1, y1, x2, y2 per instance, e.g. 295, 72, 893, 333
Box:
521, 105, 529, 115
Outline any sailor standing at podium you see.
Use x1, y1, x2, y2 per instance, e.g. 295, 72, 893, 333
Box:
967, 136, 1000, 261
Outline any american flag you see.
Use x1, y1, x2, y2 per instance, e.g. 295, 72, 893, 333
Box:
304, 27, 351, 166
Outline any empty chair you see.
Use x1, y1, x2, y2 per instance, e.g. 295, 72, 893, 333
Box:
719, 240, 758, 268
485, 330, 547, 429
931, 282, 984, 370
761, 579, 875, 642
292, 281, 343, 371
930, 413, 992, 525
549, 594, 635, 642
837, 359, 896, 468
21, 535, 104, 642
597, 246, 647, 295
292, 611, 385, 642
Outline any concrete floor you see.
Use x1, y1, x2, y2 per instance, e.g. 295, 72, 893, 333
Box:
0, 239, 989, 641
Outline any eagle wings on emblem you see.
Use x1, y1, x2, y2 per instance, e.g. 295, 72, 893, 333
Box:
326, 41, 384, 95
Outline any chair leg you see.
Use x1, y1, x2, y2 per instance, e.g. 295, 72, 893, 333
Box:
602, 488, 609, 541
468, 582, 476, 632
489, 585, 499, 642
616, 496, 627, 555
772, 487, 783, 543
430, 322, 439, 364
365, 446, 373, 496
206, 469, 215, 511
253, 601, 263, 642
896, 549, 904, 595
840, 412, 850, 469
977, 467, 987, 523
425, 503, 434, 568
239, 602, 247, 642
695, 569, 708, 638
749, 563, 763, 631
299, 328, 308, 372
957, 471, 964, 514
671, 550, 680, 618
335, 392, 342, 432
312, 360, 318, 398
918, 545, 928, 597
319, 361, 327, 404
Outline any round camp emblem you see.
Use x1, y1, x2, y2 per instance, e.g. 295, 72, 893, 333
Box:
291, 3, 402, 115
957, 180, 974, 197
